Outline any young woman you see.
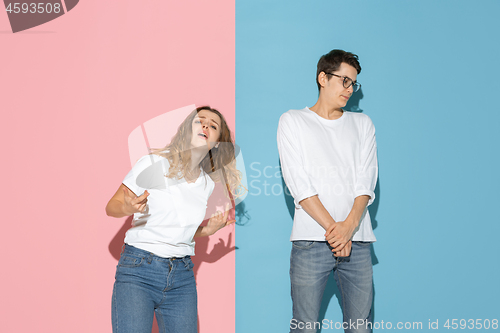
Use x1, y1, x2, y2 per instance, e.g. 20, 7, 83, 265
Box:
106, 106, 243, 333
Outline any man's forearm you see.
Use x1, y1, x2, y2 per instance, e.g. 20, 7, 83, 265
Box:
298, 195, 336, 230
345, 195, 370, 228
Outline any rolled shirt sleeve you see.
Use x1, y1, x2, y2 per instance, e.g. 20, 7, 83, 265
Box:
277, 114, 318, 209
354, 117, 378, 206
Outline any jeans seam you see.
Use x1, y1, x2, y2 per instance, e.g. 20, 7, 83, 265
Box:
156, 308, 165, 333
112, 286, 119, 333
165, 261, 175, 291
337, 260, 346, 321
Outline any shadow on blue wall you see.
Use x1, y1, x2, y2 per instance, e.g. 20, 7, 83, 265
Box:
345, 88, 364, 113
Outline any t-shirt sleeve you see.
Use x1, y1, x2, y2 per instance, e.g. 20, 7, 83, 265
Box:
354, 117, 378, 206
277, 113, 318, 209
122, 155, 165, 196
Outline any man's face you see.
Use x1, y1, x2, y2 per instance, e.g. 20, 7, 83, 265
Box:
321, 62, 358, 109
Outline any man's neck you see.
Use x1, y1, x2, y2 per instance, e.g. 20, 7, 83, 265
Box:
309, 99, 343, 120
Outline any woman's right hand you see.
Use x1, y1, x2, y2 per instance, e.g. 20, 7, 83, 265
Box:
122, 186, 149, 215
106, 184, 149, 218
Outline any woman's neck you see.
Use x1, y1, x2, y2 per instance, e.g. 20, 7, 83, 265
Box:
187, 146, 209, 180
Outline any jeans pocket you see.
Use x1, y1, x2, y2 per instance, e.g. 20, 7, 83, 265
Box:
118, 253, 145, 268
292, 240, 315, 250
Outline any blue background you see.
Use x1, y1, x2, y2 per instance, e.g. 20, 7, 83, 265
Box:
235, 0, 500, 332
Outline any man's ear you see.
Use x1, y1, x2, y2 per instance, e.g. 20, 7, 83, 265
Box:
318, 71, 328, 88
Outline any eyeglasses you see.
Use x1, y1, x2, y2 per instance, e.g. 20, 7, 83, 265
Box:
327, 73, 361, 92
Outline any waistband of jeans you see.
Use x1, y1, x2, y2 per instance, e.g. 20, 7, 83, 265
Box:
122, 243, 191, 262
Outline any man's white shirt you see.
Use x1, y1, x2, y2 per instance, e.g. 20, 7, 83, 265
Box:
277, 107, 378, 242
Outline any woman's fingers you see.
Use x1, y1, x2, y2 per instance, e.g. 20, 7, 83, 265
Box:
208, 203, 235, 234
225, 219, 236, 226
123, 188, 149, 214
132, 191, 149, 205
222, 202, 231, 221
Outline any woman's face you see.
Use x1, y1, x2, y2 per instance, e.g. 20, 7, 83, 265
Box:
190, 109, 222, 150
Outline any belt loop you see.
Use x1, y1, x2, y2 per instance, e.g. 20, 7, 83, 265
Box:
120, 243, 125, 255
182, 256, 190, 268
147, 253, 153, 264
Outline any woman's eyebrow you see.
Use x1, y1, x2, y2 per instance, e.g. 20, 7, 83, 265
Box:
196, 116, 220, 127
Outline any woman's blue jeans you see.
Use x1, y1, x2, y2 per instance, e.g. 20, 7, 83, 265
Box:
112, 244, 197, 333
290, 241, 373, 333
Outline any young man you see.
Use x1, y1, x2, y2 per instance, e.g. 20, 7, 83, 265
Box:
277, 49, 378, 333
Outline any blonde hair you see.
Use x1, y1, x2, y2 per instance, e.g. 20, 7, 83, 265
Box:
151, 106, 246, 199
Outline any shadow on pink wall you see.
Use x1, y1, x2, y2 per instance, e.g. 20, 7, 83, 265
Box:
108, 193, 237, 333
108, 104, 238, 332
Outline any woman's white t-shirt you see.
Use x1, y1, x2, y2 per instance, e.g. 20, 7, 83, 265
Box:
122, 154, 215, 257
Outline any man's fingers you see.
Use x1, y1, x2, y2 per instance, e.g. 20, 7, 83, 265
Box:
324, 223, 336, 237
338, 242, 352, 257
325, 232, 336, 242
327, 233, 349, 245
334, 246, 347, 256
332, 242, 346, 252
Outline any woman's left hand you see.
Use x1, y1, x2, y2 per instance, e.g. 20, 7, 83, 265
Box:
207, 203, 235, 235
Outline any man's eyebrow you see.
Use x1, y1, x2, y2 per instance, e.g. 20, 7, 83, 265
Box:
196, 115, 220, 127
344, 75, 357, 83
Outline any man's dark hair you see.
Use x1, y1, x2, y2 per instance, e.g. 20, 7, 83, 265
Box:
316, 49, 361, 91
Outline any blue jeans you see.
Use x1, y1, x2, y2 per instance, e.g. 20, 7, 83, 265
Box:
112, 244, 197, 333
290, 241, 373, 333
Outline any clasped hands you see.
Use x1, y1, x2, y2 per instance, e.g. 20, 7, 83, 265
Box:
325, 219, 356, 257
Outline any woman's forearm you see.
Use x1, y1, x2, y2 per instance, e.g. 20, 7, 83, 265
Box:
105, 199, 130, 218
194, 225, 213, 238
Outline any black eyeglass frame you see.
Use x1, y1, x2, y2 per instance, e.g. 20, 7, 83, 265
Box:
326, 72, 361, 92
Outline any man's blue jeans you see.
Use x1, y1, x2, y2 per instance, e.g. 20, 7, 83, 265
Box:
112, 244, 197, 333
290, 241, 373, 333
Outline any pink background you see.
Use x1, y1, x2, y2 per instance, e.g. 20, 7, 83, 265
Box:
0, 1, 235, 332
